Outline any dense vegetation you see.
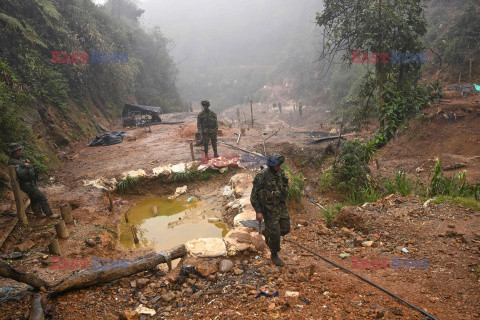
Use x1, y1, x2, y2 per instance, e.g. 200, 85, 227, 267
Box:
0, 0, 181, 169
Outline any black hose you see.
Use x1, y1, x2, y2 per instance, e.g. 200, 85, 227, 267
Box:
284, 238, 439, 320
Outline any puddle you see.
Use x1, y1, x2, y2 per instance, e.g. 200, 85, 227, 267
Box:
119, 196, 228, 252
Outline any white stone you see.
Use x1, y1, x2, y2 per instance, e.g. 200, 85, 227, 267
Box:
122, 169, 146, 179
135, 305, 156, 316
233, 210, 257, 227
83, 178, 117, 191
223, 186, 234, 197
224, 227, 264, 256
185, 238, 227, 258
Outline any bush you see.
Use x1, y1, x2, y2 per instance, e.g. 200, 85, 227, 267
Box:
333, 139, 373, 192
173, 171, 197, 183
283, 164, 305, 203
322, 203, 343, 223
427, 158, 479, 200
116, 175, 137, 193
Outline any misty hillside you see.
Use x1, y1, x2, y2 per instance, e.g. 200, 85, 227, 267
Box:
0, 0, 181, 169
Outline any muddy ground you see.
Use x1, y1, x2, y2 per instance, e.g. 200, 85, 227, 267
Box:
0, 99, 479, 319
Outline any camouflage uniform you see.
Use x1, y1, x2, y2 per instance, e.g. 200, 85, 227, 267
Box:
250, 166, 290, 255
8, 154, 54, 217
197, 103, 218, 156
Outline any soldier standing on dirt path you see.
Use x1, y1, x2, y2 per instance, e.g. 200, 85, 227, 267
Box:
250, 153, 290, 266
7, 143, 58, 218
197, 100, 219, 158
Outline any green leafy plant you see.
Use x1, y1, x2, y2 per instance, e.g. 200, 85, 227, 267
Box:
116, 175, 137, 193
322, 203, 343, 223
427, 158, 479, 203
198, 172, 213, 181
283, 164, 305, 203
173, 171, 197, 183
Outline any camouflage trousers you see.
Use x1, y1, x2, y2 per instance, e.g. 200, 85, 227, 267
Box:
202, 133, 218, 156
21, 182, 53, 217
263, 209, 290, 254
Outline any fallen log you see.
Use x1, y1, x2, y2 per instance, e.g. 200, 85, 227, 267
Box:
0, 261, 50, 290
309, 134, 355, 144
28, 294, 45, 320
218, 141, 265, 158
49, 244, 187, 296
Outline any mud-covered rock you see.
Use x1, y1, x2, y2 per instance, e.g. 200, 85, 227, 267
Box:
195, 260, 218, 277
328, 206, 368, 233
224, 227, 266, 256
185, 238, 227, 258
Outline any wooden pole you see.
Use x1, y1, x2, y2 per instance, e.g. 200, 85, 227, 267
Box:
236, 131, 242, 145
60, 203, 73, 224
189, 140, 195, 161
106, 191, 114, 212
7, 166, 28, 226
131, 225, 139, 244
250, 100, 254, 128
28, 294, 45, 320
55, 221, 69, 239
48, 238, 62, 256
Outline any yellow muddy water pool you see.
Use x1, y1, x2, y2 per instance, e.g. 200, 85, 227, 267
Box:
119, 196, 228, 252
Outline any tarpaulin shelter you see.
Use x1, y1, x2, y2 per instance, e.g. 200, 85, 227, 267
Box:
122, 103, 162, 127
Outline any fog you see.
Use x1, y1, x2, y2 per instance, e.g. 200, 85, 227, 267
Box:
140, 0, 323, 109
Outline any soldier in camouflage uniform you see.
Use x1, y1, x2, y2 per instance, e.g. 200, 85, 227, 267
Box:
7, 143, 57, 218
197, 100, 219, 158
250, 153, 290, 266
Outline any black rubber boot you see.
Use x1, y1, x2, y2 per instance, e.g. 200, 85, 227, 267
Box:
271, 253, 285, 266
41, 201, 59, 218
31, 202, 43, 217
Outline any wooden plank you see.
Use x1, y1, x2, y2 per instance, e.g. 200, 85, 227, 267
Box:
0, 217, 18, 249
7, 166, 28, 226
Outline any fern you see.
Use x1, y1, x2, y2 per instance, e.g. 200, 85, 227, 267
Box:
36, 0, 61, 21
0, 13, 24, 31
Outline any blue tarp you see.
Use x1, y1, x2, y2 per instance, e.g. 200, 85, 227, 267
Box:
474, 84, 480, 91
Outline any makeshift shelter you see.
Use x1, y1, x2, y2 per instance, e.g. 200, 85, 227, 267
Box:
122, 103, 162, 127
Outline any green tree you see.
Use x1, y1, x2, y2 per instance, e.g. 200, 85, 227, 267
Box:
316, 0, 436, 141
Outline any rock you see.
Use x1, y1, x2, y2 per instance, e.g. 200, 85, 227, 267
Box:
268, 302, 276, 310
0, 252, 23, 260
317, 224, 331, 235
85, 238, 97, 247
224, 227, 266, 256
136, 278, 150, 289
165, 269, 182, 284
391, 308, 403, 316
165, 306, 173, 312
219, 259, 235, 273
130, 281, 137, 288
161, 291, 176, 302
192, 290, 204, 300
135, 305, 156, 316
461, 235, 471, 243
195, 260, 218, 277
328, 206, 368, 233
445, 230, 458, 237
207, 274, 217, 282
339, 252, 350, 259
185, 238, 227, 258
285, 291, 300, 297
14, 239, 35, 253
160, 312, 170, 317
233, 268, 244, 275
233, 210, 257, 227
119, 310, 140, 320
362, 241, 374, 247
229, 173, 253, 198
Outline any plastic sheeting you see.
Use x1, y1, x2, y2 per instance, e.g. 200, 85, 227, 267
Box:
88, 131, 128, 147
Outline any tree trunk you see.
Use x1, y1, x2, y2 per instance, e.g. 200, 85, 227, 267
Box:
49, 245, 187, 296
0, 262, 50, 290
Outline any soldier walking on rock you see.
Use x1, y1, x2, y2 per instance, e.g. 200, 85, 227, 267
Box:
7, 143, 58, 218
250, 153, 290, 266
197, 100, 219, 158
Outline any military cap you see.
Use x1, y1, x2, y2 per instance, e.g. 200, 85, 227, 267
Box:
7, 143, 23, 154
267, 153, 285, 167
201, 100, 210, 107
